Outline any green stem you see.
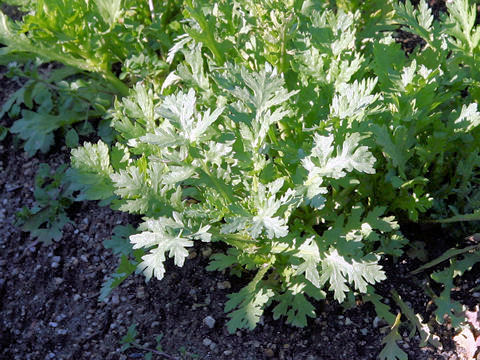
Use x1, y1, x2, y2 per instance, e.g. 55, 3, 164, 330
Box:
248, 262, 273, 290
185, 0, 225, 65
103, 70, 130, 97
211, 232, 257, 249
279, 19, 288, 74
130, 342, 179, 360
205, 33, 225, 65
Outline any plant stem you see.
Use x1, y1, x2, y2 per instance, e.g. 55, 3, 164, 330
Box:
103, 70, 130, 97
131, 342, 180, 360
248, 262, 273, 290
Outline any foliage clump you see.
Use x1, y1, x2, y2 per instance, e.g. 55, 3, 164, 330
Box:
1, 1, 480, 358
69, 0, 480, 337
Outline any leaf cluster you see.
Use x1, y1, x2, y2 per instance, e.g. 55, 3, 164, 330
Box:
16, 163, 74, 244
0, 0, 184, 155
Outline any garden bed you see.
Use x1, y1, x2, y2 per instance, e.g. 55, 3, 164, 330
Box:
1, 1, 479, 359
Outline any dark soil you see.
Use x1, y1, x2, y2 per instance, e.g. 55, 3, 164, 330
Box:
0, 2, 478, 360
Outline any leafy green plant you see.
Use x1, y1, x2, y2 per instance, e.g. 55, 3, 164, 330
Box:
0, 0, 178, 95
412, 239, 480, 329
0, 0, 184, 155
1, 61, 111, 156
100, 224, 143, 302
16, 163, 74, 244
67, 2, 480, 346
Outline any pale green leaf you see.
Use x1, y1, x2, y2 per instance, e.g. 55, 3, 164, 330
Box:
94, 0, 122, 26
67, 141, 115, 201
319, 248, 385, 302
379, 314, 408, 360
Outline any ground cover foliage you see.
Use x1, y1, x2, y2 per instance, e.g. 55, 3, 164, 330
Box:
1, 0, 480, 358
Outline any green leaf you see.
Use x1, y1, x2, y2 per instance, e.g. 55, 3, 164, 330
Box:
224, 265, 273, 333
319, 248, 385, 303
65, 128, 79, 148
394, 0, 434, 41
10, 110, 79, 156
0, 126, 8, 141
411, 244, 479, 274
66, 141, 115, 202
94, 0, 122, 27
330, 78, 379, 122
302, 133, 376, 182
21, 210, 71, 245
272, 283, 317, 327
103, 225, 137, 257
364, 287, 396, 325
453, 104, 480, 132
295, 236, 322, 288
431, 210, 480, 224
206, 251, 239, 272
429, 253, 479, 329
130, 217, 197, 281
379, 313, 408, 360
392, 290, 442, 349
121, 323, 138, 351
225, 286, 274, 333
99, 255, 137, 302
371, 125, 411, 177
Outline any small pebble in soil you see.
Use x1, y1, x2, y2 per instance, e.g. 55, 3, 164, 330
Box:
73, 294, 81, 301
345, 317, 353, 325
203, 338, 212, 346
223, 350, 233, 356
202, 247, 212, 257
217, 281, 231, 290
360, 328, 368, 336
136, 287, 145, 299
264, 348, 275, 358
55, 314, 67, 321
56, 329, 68, 336
203, 316, 216, 329
111, 294, 120, 305
48, 322, 58, 328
